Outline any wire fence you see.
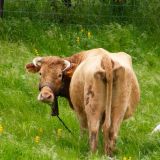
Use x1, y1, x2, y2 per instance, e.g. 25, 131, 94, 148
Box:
1, 0, 159, 56
0, 0, 150, 27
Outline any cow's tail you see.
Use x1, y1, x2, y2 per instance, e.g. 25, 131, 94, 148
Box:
101, 54, 113, 131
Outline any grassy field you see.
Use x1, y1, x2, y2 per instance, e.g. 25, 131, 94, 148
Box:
0, 18, 160, 160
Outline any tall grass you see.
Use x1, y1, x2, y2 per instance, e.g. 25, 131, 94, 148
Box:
0, 18, 160, 159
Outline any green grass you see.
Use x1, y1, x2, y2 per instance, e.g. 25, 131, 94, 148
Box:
0, 18, 160, 160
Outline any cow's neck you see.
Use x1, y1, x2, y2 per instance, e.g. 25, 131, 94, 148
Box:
59, 52, 87, 109
64, 50, 87, 67
59, 75, 73, 109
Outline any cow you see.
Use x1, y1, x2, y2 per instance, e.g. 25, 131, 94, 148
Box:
25, 48, 140, 155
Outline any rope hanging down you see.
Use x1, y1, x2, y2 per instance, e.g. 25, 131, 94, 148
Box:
51, 96, 74, 136
56, 115, 73, 135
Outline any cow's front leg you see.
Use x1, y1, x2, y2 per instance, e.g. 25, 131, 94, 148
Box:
76, 110, 88, 138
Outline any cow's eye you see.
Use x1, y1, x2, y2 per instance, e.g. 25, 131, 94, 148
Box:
58, 73, 62, 78
39, 72, 42, 76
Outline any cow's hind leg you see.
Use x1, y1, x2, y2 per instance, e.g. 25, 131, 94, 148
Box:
102, 103, 128, 155
87, 113, 101, 152
84, 73, 105, 152
102, 118, 111, 155
103, 66, 131, 155
108, 80, 130, 155
109, 107, 126, 154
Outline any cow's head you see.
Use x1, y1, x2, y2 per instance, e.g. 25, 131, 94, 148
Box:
26, 56, 74, 104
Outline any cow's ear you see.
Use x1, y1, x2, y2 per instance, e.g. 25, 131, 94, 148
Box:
64, 63, 77, 77
26, 57, 43, 73
25, 63, 40, 73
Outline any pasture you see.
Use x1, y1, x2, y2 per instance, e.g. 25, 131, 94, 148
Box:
0, 4, 160, 159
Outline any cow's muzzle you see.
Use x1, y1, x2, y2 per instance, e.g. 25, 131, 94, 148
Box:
38, 82, 59, 116
38, 83, 55, 103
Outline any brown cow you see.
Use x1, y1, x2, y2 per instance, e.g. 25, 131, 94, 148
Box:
69, 48, 140, 154
26, 48, 140, 155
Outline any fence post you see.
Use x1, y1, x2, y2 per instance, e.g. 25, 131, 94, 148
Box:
0, 0, 4, 18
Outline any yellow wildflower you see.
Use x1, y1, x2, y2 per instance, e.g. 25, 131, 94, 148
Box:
0, 124, 3, 134
87, 31, 91, 38
123, 157, 127, 160
122, 156, 132, 160
57, 128, 62, 138
76, 37, 80, 44
34, 136, 40, 143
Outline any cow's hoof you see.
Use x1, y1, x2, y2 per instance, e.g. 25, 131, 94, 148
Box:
105, 145, 114, 156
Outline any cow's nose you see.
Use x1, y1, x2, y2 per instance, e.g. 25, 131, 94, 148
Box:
38, 92, 54, 102
42, 92, 52, 99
